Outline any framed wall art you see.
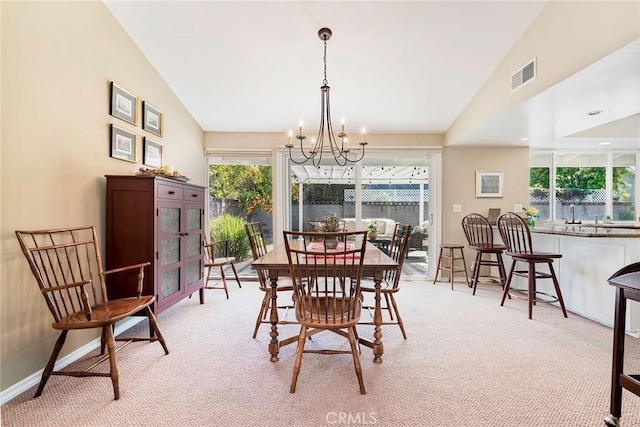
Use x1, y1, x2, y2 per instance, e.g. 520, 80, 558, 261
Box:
142, 102, 163, 136
476, 171, 504, 198
110, 124, 136, 163
110, 82, 137, 125
143, 137, 163, 168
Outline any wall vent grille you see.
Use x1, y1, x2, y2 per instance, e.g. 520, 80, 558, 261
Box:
510, 58, 536, 92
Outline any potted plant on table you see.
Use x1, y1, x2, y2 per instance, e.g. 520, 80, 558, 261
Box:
320, 213, 342, 249
367, 222, 378, 240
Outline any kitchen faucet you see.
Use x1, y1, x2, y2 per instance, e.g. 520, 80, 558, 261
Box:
566, 204, 582, 224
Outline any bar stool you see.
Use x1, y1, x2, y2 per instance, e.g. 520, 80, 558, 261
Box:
497, 212, 568, 320
433, 244, 469, 289
462, 213, 507, 295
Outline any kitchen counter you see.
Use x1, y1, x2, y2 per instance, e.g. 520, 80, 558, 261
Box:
515, 228, 640, 333
531, 223, 640, 238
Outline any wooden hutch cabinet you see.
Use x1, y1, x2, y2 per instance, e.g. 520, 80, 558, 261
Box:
105, 175, 206, 315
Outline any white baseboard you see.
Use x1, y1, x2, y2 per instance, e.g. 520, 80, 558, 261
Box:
0, 317, 144, 405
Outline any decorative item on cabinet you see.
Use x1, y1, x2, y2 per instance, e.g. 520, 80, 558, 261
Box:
105, 175, 206, 315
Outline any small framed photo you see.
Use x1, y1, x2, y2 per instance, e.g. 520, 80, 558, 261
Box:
110, 82, 137, 125
476, 171, 504, 198
110, 124, 136, 163
143, 137, 163, 168
142, 102, 163, 137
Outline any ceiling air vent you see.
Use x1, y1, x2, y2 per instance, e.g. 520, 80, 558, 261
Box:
510, 58, 536, 93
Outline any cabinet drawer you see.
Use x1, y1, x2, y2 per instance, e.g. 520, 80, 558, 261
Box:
184, 188, 205, 202
157, 184, 184, 200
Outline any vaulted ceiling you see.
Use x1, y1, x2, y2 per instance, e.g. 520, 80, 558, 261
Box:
105, 1, 639, 150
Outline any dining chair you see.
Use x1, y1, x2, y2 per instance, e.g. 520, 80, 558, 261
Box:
497, 212, 568, 319
283, 230, 368, 394
15, 226, 169, 400
202, 239, 241, 300
359, 222, 412, 339
244, 222, 296, 338
462, 213, 507, 295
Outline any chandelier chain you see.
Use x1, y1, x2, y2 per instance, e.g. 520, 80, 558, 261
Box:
323, 39, 328, 86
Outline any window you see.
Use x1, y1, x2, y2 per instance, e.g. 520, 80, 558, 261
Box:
530, 151, 638, 222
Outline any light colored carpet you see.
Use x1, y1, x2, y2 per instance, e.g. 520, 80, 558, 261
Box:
2, 279, 640, 427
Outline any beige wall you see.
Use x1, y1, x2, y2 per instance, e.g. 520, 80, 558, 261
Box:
1, 2, 204, 390
447, 0, 640, 144
442, 146, 530, 266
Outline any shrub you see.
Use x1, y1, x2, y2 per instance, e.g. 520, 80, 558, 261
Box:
209, 214, 250, 262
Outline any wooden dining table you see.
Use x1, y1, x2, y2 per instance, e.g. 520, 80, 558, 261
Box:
251, 239, 399, 363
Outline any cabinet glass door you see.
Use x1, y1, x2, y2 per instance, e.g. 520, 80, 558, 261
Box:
159, 204, 182, 299
185, 205, 203, 288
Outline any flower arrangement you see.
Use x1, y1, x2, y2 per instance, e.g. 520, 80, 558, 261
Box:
367, 222, 378, 233
320, 213, 342, 232
523, 206, 538, 228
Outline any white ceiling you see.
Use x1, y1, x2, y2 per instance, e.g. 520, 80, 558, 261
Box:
104, 1, 639, 149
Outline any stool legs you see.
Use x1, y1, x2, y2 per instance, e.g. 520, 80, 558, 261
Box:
433, 246, 469, 289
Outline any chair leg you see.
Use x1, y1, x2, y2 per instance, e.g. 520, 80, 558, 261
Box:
383, 293, 393, 320
432, 247, 443, 284
528, 262, 535, 320
219, 267, 229, 299
497, 252, 507, 290
146, 307, 169, 354
230, 262, 242, 288
501, 260, 516, 306
100, 327, 107, 355
348, 326, 366, 395
35, 330, 68, 398
548, 262, 568, 318
104, 325, 120, 400
253, 291, 271, 338
471, 251, 482, 295
389, 294, 407, 339
458, 248, 470, 287
290, 326, 307, 393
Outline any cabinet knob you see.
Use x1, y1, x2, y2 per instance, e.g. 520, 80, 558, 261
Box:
168, 191, 175, 195
191, 194, 198, 198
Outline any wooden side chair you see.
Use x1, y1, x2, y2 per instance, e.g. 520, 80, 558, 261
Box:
497, 212, 568, 319
283, 230, 368, 394
15, 226, 169, 400
462, 213, 507, 295
359, 222, 412, 339
244, 222, 296, 338
202, 239, 241, 300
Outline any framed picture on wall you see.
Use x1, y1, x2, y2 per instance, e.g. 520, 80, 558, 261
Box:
110, 82, 137, 125
143, 137, 163, 168
142, 102, 163, 136
110, 124, 136, 162
476, 171, 504, 198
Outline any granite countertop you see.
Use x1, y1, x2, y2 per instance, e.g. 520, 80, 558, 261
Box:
531, 223, 640, 238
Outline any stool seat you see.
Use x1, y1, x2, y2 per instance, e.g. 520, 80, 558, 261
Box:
433, 244, 469, 289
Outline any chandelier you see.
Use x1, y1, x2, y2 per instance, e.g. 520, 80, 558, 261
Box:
286, 28, 367, 167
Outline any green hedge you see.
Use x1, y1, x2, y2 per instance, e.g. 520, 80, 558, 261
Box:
209, 215, 250, 262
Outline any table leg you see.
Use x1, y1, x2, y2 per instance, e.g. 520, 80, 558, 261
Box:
372, 268, 384, 363
268, 271, 280, 362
